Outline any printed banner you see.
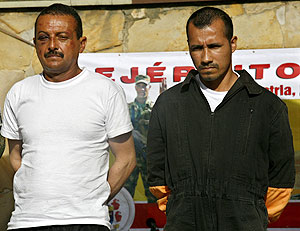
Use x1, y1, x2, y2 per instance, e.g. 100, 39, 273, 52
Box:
79, 48, 300, 102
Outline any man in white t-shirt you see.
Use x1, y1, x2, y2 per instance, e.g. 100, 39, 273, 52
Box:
1, 3, 136, 231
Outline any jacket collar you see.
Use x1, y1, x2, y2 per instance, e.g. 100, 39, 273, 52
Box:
181, 69, 198, 92
233, 70, 263, 95
181, 69, 262, 96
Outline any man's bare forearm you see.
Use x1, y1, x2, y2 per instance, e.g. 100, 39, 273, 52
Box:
107, 154, 136, 202
107, 132, 136, 202
8, 139, 23, 172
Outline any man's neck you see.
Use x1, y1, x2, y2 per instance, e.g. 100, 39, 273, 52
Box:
43, 67, 82, 83
200, 70, 238, 92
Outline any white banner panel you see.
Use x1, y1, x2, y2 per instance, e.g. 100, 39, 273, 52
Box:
79, 48, 300, 101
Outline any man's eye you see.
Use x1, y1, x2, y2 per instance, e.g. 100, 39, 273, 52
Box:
191, 46, 203, 51
38, 36, 48, 41
208, 44, 221, 49
58, 35, 69, 40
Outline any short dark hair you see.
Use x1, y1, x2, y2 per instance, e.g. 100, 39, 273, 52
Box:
35, 3, 82, 39
186, 7, 233, 42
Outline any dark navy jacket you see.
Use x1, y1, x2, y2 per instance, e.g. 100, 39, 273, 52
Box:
147, 69, 295, 231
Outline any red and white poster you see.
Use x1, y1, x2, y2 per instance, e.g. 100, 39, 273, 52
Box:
79, 48, 300, 102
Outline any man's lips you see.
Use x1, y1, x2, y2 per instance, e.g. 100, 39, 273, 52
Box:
199, 67, 216, 73
199, 65, 217, 70
201, 67, 215, 70
46, 55, 61, 58
198, 64, 218, 72
44, 52, 64, 58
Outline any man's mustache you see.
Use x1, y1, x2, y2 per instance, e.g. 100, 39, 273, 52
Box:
44, 50, 64, 58
198, 63, 218, 70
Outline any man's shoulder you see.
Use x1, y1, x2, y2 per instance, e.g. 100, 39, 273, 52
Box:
17, 74, 40, 85
85, 69, 111, 83
238, 70, 287, 113
156, 82, 184, 101
150, 83, 184, 113
84, 69, 123, 93
261, 87, 287, 112
8, 74, 40, 94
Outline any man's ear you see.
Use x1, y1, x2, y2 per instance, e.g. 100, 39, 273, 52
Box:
79, 36, 87, 53
231, 36, 238, 53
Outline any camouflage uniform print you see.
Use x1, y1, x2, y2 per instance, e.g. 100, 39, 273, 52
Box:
124, 99, 156, 203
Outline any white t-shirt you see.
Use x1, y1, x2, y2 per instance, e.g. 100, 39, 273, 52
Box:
1, 68, 133, 229
196, 72, 240, 112
198, 79, 227, 112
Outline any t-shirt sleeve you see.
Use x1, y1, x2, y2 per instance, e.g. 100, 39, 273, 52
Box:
105, 85, 133, 138
1, 87, 22, 140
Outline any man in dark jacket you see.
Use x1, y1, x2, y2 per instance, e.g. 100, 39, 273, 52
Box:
147, 7, 295, 231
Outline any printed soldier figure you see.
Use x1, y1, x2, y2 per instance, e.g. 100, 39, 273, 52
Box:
124, 75, 156, 203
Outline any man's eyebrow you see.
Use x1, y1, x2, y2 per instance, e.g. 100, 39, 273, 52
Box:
37, 31, 70, 36
56, 31, 70, 35
207, 43, 222, 47
37, 31, 48, 34
190, 44, 203, 49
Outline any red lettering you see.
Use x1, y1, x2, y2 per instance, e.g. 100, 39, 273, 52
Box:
265, 85, 292, 96
173, 66, 194, 82
95, 68, 114, 80
249, 64, 270, 79
147, 62, 166, 83
276, 63, 300, 79
120, 67, 139, 83
275, 86, 280, 96
234, 65, 243, 71
153, 62, 162, 66
284, 86, 292, 95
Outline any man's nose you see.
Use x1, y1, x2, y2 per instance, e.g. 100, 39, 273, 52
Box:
201, 48, 213, 64
48, 37, 58, 50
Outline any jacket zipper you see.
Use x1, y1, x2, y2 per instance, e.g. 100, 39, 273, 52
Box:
243, 108, 254, 155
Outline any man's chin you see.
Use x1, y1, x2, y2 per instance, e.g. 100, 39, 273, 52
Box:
199, 74, 218, 82
42, 65, 66, 76
42, 62, 63, 71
